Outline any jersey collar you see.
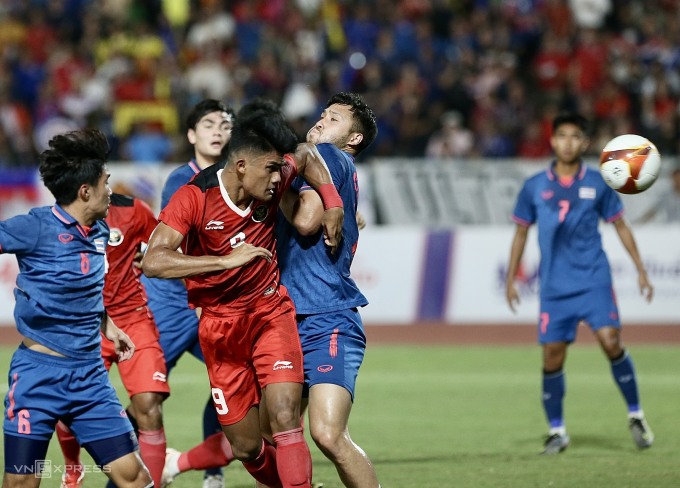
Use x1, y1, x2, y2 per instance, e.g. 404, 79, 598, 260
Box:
188, 159, 201, 174
546, 160, 587, 181
52, 204, 99, 237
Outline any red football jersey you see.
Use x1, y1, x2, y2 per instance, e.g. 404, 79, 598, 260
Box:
159, 161, 297, 312
104, 194, 158, 315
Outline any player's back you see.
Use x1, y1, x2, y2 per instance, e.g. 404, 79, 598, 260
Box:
104, 193, 158, 315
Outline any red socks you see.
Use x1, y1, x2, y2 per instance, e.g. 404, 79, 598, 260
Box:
138, 429, 166, 487
273, 428, 312, 488
178, 432, 235, 471
243, 440, 283, 488
56, 421, 82, 468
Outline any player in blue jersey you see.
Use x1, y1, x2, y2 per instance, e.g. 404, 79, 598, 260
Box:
505, 113, 655, 455
1, 129, 152, 487
276, 92, 381, 487
137, 99, 235, 488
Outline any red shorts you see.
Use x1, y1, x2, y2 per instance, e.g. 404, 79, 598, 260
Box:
199, 289, 303, 425
101, 306, 170, 398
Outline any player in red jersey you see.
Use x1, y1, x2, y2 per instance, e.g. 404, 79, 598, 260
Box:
142, 99, 344, 488
56, 193, 170, 488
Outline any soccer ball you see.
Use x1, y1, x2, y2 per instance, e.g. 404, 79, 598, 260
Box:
599, 134, 661, 194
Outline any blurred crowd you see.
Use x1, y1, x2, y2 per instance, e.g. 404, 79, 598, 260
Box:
1, 0, 680, 168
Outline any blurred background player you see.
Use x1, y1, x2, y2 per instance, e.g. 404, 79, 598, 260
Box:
56, 192, 170, 488
141, 99, 235, 488
276, 92, 381, 488
505, 112, 655, 454
142, 99, 344, 488
1, 129, 152, 487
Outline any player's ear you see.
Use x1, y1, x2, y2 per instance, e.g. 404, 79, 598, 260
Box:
348, 132, 363, 148
187, 129, 197, 145
79, 183, 90, 201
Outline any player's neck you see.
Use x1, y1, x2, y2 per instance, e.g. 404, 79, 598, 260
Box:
554, 160, 580, 177
220, 170, 252, 210
194, 155, 218, 170
61, 202, 97, 228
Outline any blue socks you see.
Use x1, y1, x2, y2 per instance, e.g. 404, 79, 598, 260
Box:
610, 350, 640, 414
542, 369, 565, 430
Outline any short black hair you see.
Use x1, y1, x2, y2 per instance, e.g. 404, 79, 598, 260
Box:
39, 129, 110, 205
327, 92, 377, 154
186, 99, 235, 131
552, 112, 590, 135
228, 98, 298, 158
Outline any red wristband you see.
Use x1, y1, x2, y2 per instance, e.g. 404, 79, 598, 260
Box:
318, 183, 343, 210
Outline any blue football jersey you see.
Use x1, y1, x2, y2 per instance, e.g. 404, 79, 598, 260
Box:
0, 205, 109, 359
276, 143, 368, 314
512, 163, 624, 299
144, 160, 202, 303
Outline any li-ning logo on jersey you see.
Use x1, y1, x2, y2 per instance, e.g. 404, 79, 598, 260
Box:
206, 219, 224, 230
252, 205, 269, 223
273, 360, 293, 371
108, 228, 124, 247
579, 187, 596, 199
152, 371, 167, 382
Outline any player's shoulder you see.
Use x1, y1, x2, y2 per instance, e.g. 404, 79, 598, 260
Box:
189, 161, 225, 192
317, 143, 352, 167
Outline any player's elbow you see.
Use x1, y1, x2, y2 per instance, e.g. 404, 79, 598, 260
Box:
294, 218, 321, 236
141, 253, 162, 278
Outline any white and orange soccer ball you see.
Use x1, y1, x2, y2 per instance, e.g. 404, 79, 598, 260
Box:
599, 134, 661, 194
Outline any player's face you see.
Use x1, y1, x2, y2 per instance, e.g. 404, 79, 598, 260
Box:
241, 150, 284, 202
188, 111, 233, 162
550, 123, 589, 165
307, 103, 361, 150
90, 168, 112, 220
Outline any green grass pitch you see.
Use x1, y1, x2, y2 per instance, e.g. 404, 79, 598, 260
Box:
1, 344, 679, 487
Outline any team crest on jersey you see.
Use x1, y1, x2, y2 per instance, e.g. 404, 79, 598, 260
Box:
541, 190, 554, 200
579, 187, 596, 199
252, 205, 268, 223
108, 228, 124, 247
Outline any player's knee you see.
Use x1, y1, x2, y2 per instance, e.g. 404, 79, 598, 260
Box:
311, 426, 347, 458
229, 438, 263, 462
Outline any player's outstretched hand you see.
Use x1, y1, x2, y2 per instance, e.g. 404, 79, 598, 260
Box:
639, 271, 654, 303
224, 243, 272, 269
506, 283, 520, 313
104, 319, 136, 361
322, 207, 344, 254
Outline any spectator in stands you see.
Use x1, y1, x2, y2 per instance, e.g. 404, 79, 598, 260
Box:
425, 110, 473, 159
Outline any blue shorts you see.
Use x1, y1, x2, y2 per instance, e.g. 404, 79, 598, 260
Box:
539, 286, 621, 344
143, 275, 204, 371
297, 309, 366, 400
3, 345, 134, 444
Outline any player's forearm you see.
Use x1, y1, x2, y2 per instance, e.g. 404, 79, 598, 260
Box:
142, 248, 229, 279
506, 230, 528, 285
615, 222, 647, 274
294, 143, 334, 188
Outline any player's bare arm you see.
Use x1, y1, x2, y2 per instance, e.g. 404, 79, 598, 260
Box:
280, 187, 324, 236
612, 218, 654, 302
142, 222, 272, 279
291, 142, 344, 252
102, 313, 135, 361
506, 224, 529, 313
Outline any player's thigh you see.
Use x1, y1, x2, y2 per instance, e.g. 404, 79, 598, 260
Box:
66, 363, 135, 445
116, 343, 170, 400
308, 383, 353, 436
581, 286, 621, 332
199, 313, 259, 426
155, 305, 200, 371
3, 347, 65, 442
538, 297, 581, 344
299, 309, 366, 399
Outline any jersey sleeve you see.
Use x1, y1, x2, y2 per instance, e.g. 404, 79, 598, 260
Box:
0, 214, 40, 254
599, 183, 625, 222
512, 180, 535, 226
159, 184, 202, 237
